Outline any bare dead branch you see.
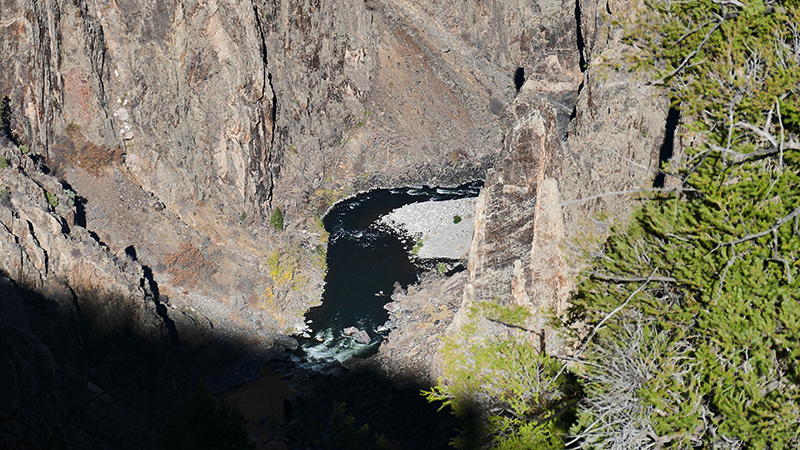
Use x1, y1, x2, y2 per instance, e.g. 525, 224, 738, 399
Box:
714, 205, 800, 250
736, 121, 778, 147
578, 269, 659, 357
674, 20, 715, 46
559, 187, 694, 207
589, 272, 678, 283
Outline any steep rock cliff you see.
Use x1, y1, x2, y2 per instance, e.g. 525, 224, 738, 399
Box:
0, 0, 540, 322
374, 0, 671, 378
0, 0, 673, 419
457, 0, 670, 355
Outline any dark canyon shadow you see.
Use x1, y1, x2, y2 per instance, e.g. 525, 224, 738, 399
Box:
1, 268, 472, 449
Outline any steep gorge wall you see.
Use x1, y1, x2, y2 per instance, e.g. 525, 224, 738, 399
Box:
0, 0, 671, 390
460, 0, 670, 351
0, 0, 531, 319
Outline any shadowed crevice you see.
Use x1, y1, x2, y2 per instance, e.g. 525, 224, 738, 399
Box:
654, 107, 680, 188
514, 67, 525, 92
575, 0, 587, 72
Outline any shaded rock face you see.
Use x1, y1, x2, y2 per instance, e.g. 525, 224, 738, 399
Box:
0, 140, 173, 448
0, 137, 303, 446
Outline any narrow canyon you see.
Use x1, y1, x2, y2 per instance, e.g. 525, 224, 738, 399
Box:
0, 0, 674, 447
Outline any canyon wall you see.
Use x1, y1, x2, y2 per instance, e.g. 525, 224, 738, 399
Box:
0, 0, 540, 321
0, 0, 673, 441
374, 0, 672, 379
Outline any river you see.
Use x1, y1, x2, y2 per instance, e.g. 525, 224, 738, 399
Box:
293, 180, 482, 369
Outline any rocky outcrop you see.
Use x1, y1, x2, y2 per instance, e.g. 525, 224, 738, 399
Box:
457, 2, 670, 352
370, 271, 467, 384
0, 138, 288, 447
374, 0, 671, 373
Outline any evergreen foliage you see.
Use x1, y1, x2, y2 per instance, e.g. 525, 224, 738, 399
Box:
569, 0, 800, 447
270, 207, 285, 231
46, 191, 58, 208
424, 302, 577, 449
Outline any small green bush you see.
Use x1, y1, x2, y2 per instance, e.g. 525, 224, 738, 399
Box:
19, 145, 29, 154
45, 191, 58, 208
453, 215, 462, 224
269, 208, 284, 231
0, 156, 8, 168
239, 211, 246, 222
63, 189, 76, 207
411, 238, 424, 255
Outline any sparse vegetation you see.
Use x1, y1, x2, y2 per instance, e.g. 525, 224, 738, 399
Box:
45, 191, 58, 208
0, 187, 9, 207
354, 110, 372, 127
453, 215, 462, 224
63, 122, 124, 174
258, 248, 308, 314
269, 207, 284, 231
411, 238, 424, 255
19, 144, 29, 154
63, 189, 76, 207
0, 156, 8, 168
164, 242, 216, 287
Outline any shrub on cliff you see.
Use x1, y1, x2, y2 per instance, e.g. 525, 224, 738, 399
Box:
424, 303, 578, 449
568, 0, 800, 447
164, 242, 217, 287
270, 207, 285, 231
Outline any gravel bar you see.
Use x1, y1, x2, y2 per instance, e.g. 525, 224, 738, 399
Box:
378, 197, 477, 259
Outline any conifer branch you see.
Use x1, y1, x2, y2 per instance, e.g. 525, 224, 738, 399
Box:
589, 272, 678, 283
653, 19, 725, 85
714, 205, 800, 250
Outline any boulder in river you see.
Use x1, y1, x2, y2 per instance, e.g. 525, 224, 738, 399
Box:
352, 330, 371, 344
383, 302, 401, 313
343, 326, 360, 336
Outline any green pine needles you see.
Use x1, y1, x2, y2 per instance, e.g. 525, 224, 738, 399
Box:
571, 0, 800, 447
426, 0, 800, 448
